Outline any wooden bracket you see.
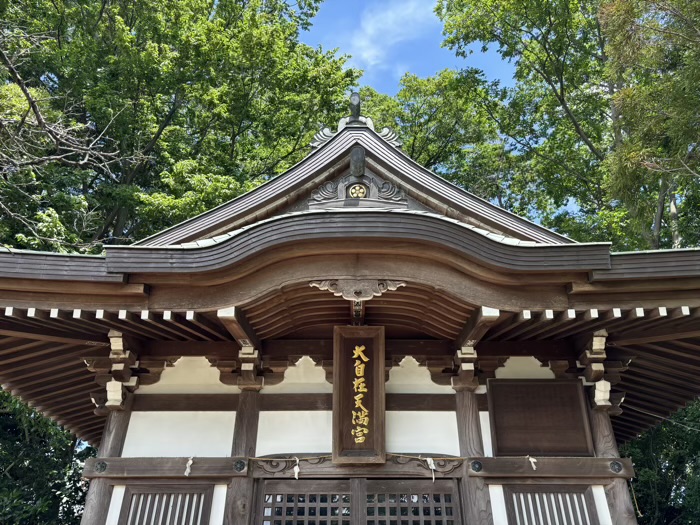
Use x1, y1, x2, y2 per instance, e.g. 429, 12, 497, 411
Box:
84, 330, 143, 414
576, 329, 608, 382
455, 306, 500, 350
217, 307, 261, 351
451, 347, 478, 392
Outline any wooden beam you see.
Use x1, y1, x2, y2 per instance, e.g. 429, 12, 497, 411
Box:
466, 457, 634, 480
217, 307, 261, 349
131, 393, 458, 412
0, 323, 108, 346
455, 306, 500, 349
83, 456, 248, 479
609, 328, 700, 346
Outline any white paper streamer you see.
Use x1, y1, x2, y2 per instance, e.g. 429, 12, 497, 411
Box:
421, 456, 437, 482
527, 456, 538, 471
293, 457, 300, 480
184, 457, 194, 476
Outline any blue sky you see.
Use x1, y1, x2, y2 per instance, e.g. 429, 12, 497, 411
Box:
302, 0, 515, 95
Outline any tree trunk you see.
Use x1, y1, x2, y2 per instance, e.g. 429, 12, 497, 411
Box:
652, 177, 668, 249
669, 183, 681, 248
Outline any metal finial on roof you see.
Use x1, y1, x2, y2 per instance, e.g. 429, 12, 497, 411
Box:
349, 92, 361, 122
309, 92, 402, 149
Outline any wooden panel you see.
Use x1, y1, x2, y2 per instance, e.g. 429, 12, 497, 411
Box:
333, 326, 386, 464
118, 484, 214, 525
488, 380, 594, 457
503, 485, 599, 525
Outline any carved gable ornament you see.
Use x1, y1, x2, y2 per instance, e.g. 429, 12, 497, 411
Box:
309, 174, 407, 209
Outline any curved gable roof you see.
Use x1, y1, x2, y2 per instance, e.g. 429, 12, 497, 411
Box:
135, 126, 573, 247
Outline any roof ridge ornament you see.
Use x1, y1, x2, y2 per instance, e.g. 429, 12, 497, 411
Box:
310, 92, 402, 149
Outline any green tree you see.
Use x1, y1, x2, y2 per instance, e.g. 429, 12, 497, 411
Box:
436, 0, 654, 249
0, 0, 358, 250
600, 0, 700, 248
0, 390, 93, 525
621, 404, 700, 524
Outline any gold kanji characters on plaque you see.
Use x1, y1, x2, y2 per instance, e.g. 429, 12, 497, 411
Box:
351, 344, 370, 443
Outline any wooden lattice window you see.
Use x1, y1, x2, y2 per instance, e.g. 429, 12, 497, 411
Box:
260, 480, 352, 525
118, 484, 214, 525
366, 479, 461, 525
503, 485, 600, 525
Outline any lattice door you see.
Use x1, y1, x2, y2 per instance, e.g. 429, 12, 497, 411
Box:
365, 480, 461, 525
258, 480, 352, 525
256, 479, 461, 525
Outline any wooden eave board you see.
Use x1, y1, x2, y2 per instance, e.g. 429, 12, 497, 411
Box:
0, 248, 121, 282
134, 127, 572, 247
592, 249, 700, 281
105, 210, 612, 275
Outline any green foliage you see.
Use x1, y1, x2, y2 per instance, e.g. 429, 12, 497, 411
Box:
621, 404, 700, 524
1, 0, 359, 249
0, 390, 94, 525
600, 0, 700, 248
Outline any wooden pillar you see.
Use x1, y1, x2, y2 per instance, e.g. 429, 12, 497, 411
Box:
455, 390, 493, 525
81, 394, 133, 525
589, 409, 638, 525
225, 389, 261, 525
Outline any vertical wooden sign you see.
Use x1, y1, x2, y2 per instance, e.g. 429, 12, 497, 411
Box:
332, 326, 386, 464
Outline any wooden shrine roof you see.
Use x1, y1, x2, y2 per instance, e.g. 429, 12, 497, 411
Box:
1, 114, 700, 447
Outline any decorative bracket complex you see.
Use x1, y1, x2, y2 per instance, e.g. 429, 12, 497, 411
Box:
214, 307, 287, 390
86, 331, 137, 414
452, 307, 501, 391
576, 329, 628, 414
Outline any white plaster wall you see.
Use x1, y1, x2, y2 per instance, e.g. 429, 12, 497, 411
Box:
488, 485, 509, 525
495, 356, 555, 379
121, 411, 235, 457
479, 411, 493, 457
386, 356, 454, 394
256, 410, 332, 456
138, 356, 241, 394
386, 411, 460, 456
592, 485, 614, 525
209, 485, 228, 525
105, 485, 126, 525
262, 356, 332, 394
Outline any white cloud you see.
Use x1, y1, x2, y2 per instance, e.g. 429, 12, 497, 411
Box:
348, 0, 439, 71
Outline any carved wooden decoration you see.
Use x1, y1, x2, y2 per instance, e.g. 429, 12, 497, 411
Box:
333, 326, 386, 464
310, 279, 405, 302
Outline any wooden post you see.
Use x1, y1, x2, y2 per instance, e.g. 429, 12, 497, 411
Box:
455, 390, 493, 525
225, 389, 261, 525
589, 409, 638, 525
80, 394, 133, 525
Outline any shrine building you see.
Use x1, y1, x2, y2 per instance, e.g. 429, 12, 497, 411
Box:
2, 95, 700, 525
